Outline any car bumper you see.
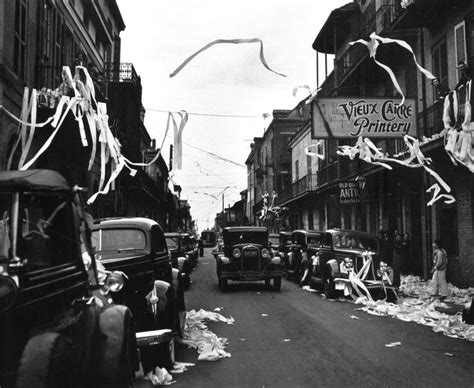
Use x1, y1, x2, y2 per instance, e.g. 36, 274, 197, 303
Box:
220, 269, 285, 281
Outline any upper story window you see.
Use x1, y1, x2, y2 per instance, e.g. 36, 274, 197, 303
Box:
432, 37, 448, 100
295, 160, 299, 181
455, 21, 467, 79
13, 0, 27, 79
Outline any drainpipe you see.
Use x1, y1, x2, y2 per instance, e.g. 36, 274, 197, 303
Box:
419, 27, 429, 280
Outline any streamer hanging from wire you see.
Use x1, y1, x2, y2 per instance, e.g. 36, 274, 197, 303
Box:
349, 32, 436, 105
169, 38, 286, 78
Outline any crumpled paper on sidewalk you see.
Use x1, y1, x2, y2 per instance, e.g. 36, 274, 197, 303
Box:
145, 367, 174, 386
356, 275, 474, 341
178, 309, 234, 361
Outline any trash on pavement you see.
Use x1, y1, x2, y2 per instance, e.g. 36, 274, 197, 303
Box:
444, 352, 455, 357
350, 315, 360, 320
385, 341, 402, 347
356, 276, 474, 341
145, 367, 175, 386
178, 309, 233, 361
261, 314, 268, 317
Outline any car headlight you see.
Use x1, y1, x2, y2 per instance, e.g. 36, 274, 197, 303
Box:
261, 248, 270, 258
220, 256, 230, 264
233, 248, 241, 258
343, 257, 354, 270
271, 256, 281, 265
103, 271, 127, 294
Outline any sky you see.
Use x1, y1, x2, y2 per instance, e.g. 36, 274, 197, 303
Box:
116, 0, 349, 232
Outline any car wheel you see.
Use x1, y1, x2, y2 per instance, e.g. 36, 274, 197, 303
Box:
323, 276, 336, 299
219, 277, 228, 292
16, 333, 72, 388
94, 305, 136, 387
273, 277, 282, 291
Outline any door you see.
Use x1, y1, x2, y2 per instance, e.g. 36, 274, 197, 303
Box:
438, 207, 458, 283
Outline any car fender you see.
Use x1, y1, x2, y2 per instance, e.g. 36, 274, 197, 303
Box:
325, 260, 339, 278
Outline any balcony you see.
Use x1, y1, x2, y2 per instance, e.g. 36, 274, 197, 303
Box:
335, 44, 367, 86
418, 101, 445, 138
378, 1, 404, 31
317, 163, 338, 186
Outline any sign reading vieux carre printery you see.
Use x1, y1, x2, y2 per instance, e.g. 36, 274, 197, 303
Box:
311, 97, 417, 138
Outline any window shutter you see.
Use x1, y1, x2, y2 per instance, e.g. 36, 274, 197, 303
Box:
455, 21, 467, 79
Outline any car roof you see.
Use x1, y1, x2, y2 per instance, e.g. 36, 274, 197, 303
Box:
224, 226, 268, 233
0, 169, 70, 192
293, 229, 323, 236
326, 228, 377, 238
164, 232, 181, 237
93, 217, 159, 230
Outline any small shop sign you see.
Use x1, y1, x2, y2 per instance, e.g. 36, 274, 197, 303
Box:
339, 180, 362, 204
311, 97, 416, 138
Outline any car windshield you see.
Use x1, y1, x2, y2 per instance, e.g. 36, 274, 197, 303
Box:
0, 191, 76, 269
224, 231, 268, 246
165, 237, 179, 250
333, 231, 378, 251
92, 228, 146, 251
269, 236, 279, 245
307, 235, 322, 247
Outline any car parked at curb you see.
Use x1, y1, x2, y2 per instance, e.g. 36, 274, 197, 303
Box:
164, 232, 193, 289
215, 226, 284, 291
0, 169, 136, 388
286, 229, 324, 283
277, 231, 293, 276
92, 218, 186, 334
309, 228, 395, 299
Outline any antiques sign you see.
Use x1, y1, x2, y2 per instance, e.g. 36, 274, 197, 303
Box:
311, 97, 417, 138
339, 181, 361, 204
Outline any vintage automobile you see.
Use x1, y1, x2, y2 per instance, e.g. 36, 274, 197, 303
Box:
215, 226, 284, 291
201, 229, 217, 247
268, 233, 280, 252
0, 169, 136, 387
164, 232, 193, 289
309, 228, 395, 299
186, 235, 199, 268
286, 229, 324, 283
277, 231, 293, 276
92, 218, 186, 333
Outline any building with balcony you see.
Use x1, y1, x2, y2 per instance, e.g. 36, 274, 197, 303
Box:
0, 1, 180, 230
246, 108, 309, 231
310, 0, 474, 285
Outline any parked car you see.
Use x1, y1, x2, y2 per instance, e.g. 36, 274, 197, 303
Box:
215, 226, 284, 291
186, 235, 199, 268
268, 233, 280, 252
92, 218, 186, 334
309, 228, 394, 299
277, 231, 293, 275
286, 229, 324, 283
201, 230, 217, 247
164, 232, 192, 289
0, 169, 136, 387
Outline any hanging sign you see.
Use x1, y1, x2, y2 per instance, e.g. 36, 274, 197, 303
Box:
311, 97, 417, 139
339, 180, 362, 204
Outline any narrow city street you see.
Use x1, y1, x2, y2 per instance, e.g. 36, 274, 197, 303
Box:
136, 248, 474, 387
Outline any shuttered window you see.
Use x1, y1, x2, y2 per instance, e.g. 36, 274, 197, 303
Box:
455, 21, 467, 80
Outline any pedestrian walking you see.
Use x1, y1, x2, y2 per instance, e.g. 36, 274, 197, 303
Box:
431, 239, 449, 300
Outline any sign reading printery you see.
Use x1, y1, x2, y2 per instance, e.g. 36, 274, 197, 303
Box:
311, 97, 417, 138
